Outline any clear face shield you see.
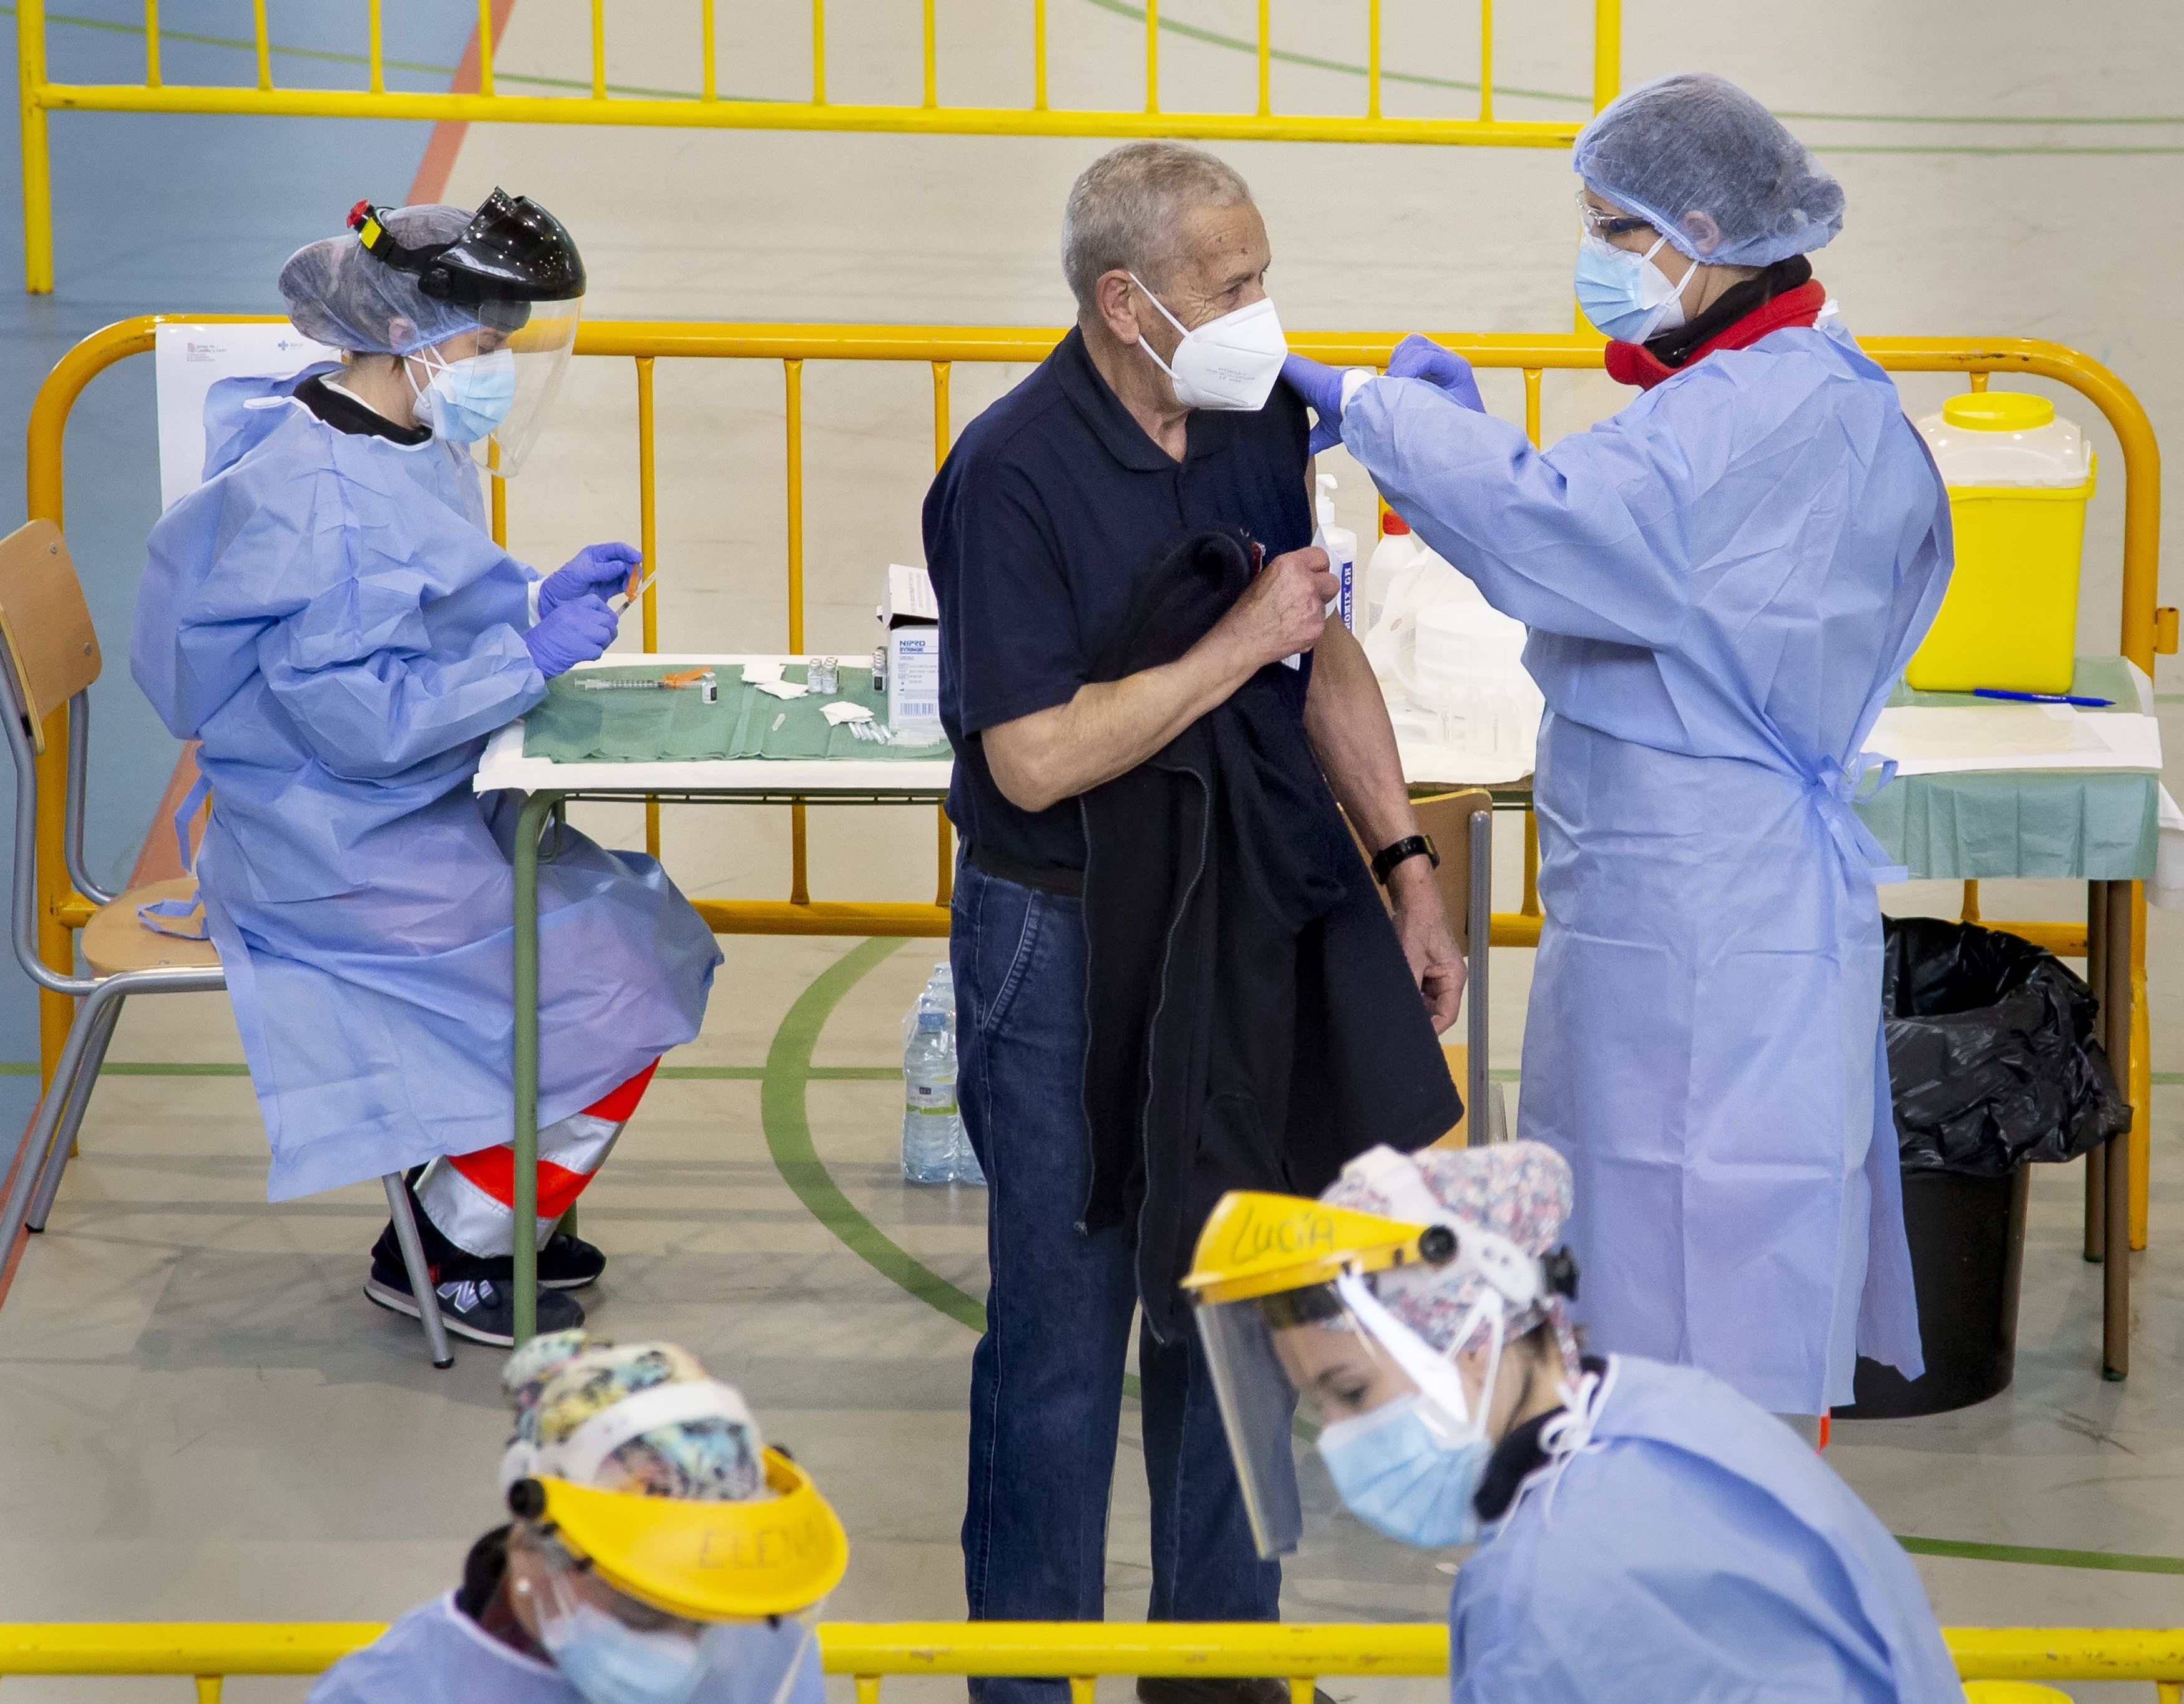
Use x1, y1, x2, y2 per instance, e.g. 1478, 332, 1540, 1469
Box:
515, 1526, 823, 1704
404, 296, 580, 476
482, 295, 581, 476
1192, 1219, 1548, 1559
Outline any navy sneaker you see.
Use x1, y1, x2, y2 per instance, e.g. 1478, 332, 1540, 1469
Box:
370, 1215, 605, 1292
365, 1256, 583, 1348
493, 1232, 607, 1292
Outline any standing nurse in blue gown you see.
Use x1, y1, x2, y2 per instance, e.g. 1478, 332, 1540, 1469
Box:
132, 193, 721, 1346
1281, 74, 1952, 1423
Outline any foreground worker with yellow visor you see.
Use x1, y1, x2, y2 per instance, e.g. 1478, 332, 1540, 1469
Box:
1181, 1144, 1964, 1703
309, 1332, 847, 1704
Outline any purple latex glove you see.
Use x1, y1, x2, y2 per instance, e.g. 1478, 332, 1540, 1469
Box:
524, 593, 620, 678
1282, 353, 1352, 456
539, 541, 643, 618
1387, 334, 1484, 412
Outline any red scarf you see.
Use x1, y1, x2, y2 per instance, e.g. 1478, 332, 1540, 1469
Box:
1604, 279, 1828, 391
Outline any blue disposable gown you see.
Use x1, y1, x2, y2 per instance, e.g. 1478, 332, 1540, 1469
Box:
132, 368, 721, 1200
1448, 1356, 1962, 1704
1343, 321, 1950, 1412
307, 1591, 827, 1704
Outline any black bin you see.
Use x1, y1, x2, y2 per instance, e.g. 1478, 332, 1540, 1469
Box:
1837, 917, 2128, 1421
1842, 1166, 2030, 1417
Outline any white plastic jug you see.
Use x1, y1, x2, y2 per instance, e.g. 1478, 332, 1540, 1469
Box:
1362, 545, 1480, 687
1395, 601, 1544, 772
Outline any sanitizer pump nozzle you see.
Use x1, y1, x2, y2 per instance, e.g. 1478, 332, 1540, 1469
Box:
1314, 473, 1358, 634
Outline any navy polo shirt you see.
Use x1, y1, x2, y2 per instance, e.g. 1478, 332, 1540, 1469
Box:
924, 326, 1313, 872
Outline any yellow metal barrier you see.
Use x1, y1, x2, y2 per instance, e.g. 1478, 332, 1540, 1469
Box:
4, 1621, 2184, 1699
12, 0, 1622, 293
22, 316, 2166, 1254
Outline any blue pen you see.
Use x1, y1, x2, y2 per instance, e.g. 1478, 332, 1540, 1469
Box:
1972, 688, 2115, 709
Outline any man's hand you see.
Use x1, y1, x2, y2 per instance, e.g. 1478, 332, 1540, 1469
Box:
1387, 858, 1466, 1034
1209, 546, 1339, 673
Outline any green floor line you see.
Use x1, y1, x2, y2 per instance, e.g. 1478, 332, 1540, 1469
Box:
13, 0, 2180, 144
759, 937, 990, 1335
0, 1059, 249, 1076
22, 948, 2179, 1574
757, 937, 1149, 1406
661, 1064, 896, 1081
1898, 1535, 2184, 1576
750, 943, 2184, 1574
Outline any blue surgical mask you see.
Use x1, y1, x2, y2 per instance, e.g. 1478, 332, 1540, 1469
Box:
1316, 1394, 1491, 1549
543, 1602, 708, 1704
1573, 231, 1700, 344
412, 346, 517, 442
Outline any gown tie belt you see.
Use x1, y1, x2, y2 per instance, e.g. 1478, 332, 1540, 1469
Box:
1810, 750, 1907, 887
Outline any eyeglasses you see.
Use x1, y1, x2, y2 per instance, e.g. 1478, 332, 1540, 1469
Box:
1576, 193, 1655, 240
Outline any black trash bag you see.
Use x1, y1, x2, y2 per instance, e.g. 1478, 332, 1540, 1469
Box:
1881, 917, 2131, 1176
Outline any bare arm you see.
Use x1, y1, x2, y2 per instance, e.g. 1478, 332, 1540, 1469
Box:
983, 545, 1337, 814
1305, 616, 1466, 1034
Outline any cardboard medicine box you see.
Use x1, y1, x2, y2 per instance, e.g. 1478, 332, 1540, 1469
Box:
882, 563, 942, 736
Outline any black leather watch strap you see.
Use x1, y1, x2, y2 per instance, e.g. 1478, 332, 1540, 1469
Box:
1371, 833, 1440, 885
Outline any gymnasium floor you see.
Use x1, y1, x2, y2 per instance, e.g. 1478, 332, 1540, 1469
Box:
2, 2, 2183, 1697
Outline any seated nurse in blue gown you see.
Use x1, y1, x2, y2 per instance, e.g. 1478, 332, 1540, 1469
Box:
131, 192, 722, 1348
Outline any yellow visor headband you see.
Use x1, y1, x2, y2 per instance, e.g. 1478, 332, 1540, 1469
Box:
510, 1449, 849, 1623
1179, 1190, 1455, 1306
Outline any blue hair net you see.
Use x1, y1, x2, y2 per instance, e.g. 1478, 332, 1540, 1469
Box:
278, 203, 484, 356
1572, 73, 1843, 268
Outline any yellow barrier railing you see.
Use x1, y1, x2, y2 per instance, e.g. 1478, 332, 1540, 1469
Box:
22, 315, 2167, 1249
2, 1620, 2182, 1699
12, 0, 1621, 293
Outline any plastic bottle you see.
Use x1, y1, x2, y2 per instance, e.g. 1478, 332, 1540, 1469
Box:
920, 962, 983, 1184
901, 1003, 962, 1184
1314, 474, 1358, 633
1363, 510, 1420, 633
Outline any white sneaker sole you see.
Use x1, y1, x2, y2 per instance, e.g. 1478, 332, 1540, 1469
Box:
363, 1276, 525, 1348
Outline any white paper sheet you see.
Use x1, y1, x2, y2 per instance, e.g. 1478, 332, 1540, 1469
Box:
155, 322, 339, 509
1865, 706, 2163, 776
2154, 784, 2184, 912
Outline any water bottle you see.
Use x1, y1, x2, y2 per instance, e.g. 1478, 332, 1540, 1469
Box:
901, 1005, 961, 1184
920, 963, 984, 1184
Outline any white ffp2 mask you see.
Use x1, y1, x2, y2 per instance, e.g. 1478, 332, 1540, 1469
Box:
1129, 274, 1288, 411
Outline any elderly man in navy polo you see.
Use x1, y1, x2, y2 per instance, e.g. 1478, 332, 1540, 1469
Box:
925, 141, 1465, 1704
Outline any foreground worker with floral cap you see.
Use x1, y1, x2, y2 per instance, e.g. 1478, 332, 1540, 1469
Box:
310, 1332, 846, 1704
1181, 1142, 1962, 1703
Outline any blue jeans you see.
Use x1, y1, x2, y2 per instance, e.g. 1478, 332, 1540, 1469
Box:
952, 857, 1282, 1704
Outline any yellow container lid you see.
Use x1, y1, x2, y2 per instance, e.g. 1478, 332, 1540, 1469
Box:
1942, 391, 2057, 432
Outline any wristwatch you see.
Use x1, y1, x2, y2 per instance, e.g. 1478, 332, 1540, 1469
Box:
1370, 833, 1440, 886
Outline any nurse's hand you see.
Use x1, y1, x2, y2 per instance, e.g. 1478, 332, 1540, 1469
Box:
1212, 546, 1340, 672
540, 541, 643, 616
1387, 859, 1466, 1033
1387, 335, 1484, 413
525, 594, 620, 678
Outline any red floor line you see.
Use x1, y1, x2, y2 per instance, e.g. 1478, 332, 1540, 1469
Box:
406, 0, 520, 205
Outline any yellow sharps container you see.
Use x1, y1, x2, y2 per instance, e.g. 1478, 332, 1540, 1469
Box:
1906, 391, 2096, 694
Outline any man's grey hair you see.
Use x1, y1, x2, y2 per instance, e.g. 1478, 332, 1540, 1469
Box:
1061, 142, 1254, 311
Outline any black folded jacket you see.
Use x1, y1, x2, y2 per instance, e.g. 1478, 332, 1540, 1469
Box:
1078, 529, 1461, 1342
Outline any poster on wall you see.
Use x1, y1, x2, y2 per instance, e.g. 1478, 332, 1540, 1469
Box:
154, 323, 339, 510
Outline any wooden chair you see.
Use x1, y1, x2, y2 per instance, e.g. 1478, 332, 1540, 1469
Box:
1352, 787, 1503, 1145
0, 520, 453, 1366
